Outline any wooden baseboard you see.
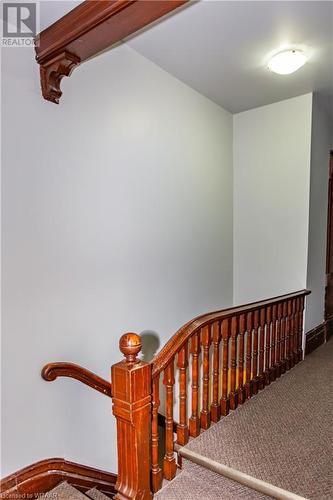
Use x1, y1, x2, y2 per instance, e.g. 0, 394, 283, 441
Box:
0, 458, 117, 499
305, 321, 327, 355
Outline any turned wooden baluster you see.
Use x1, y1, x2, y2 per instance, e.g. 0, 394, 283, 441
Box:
200, 325, 211, 429
258, 308, 265, 390
221, 318, 230, 415
294, 297, 300, 364
189, 332, 200, 437
252, 310, 259, 394
111, 333, 152, 500
298, 296, 305, 361
151, 376, 162, 493
289, 299, 296, 368
275, 303, 282, 378
244, 312, 253, 399
281, 301, 288, 374
177, 344, 189, 445
285, 301, 292, 371
292, 299, 299, 365
270, 305, 277, 382
211, 321, 221, 422
163, 361, 176, 480
238, 314, 246, 404
230, 316, 238, 409
264, 306, 271, 385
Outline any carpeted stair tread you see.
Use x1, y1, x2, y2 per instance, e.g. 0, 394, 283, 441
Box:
41, 481, 87, 499
85, 487, 110, 499
182, 340, 333, 499
155, 461, 273, 499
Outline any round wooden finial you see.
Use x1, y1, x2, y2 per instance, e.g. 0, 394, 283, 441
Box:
119, 333, 142, 363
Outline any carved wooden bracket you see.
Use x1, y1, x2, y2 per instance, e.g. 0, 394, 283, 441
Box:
35, 0, 189, 104
39, 52, 80, 104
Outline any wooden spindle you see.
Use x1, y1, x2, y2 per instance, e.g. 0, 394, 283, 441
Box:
270, 305, 277, 382
275, 303, 282, 378
221, 318, 230, 415
289, 299, 295, 368
285, 301, 292, 371
177, 344, 189, 446
292, 299, 299, 365
281, 301, 288, 374
258, 308, 265, 390
252, 310, 259, 394
189, 332, 200, 437
211, 321, 221, 422
151, 376, 162, 492
238, 314, 246, 404
298, 296, 305, 361
111, 333, 152, 500
200, 325, 211, 429
294, 297, 300, 364
244, 312, 253, 399
230, 316, 238, 409
264, 306, 271, 386
163, 361, 176, 480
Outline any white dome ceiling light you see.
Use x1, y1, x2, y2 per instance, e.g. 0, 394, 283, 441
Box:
267, 49, 307, 75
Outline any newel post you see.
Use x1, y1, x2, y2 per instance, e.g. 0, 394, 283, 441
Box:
111, 333, 152, 500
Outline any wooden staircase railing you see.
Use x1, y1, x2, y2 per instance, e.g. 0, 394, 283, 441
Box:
41, 289, 310, 499
111, 289, 309, 499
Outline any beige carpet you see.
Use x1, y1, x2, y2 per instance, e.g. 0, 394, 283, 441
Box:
181, 340, 333, 499
41, 482, 110, 499
155, 460, 273, 499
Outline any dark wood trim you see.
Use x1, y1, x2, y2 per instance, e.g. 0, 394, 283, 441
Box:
152, 289, 310, 377
35, 0, 189, 103
42, 362, 112, 397
305, 322, 326, 355
0, 458, 117, 498
325, 315, 333, 340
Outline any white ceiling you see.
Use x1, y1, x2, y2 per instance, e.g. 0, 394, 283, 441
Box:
39, 0, 333, 115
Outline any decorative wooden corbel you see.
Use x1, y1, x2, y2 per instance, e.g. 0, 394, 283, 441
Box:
39, 51, 80, 104
35, 0, 189, 104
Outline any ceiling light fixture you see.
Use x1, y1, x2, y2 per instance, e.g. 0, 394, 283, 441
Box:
267, 49, 306, 75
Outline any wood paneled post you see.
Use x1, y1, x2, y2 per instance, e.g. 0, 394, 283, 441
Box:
111, 333, 152, 500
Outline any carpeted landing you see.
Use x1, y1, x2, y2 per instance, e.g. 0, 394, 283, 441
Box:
157, 340, 332, 500
41, 481, 111, 499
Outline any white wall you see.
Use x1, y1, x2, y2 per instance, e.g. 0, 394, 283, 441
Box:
233, 94, 313, 305
306, 94, 333, 331
1, 44, 233, 476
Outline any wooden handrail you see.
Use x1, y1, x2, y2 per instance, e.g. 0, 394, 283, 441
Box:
42, 362, 112, 398
151, 289, 310, 377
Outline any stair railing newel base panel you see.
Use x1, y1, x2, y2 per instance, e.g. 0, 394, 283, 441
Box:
111, 333, 152, 500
